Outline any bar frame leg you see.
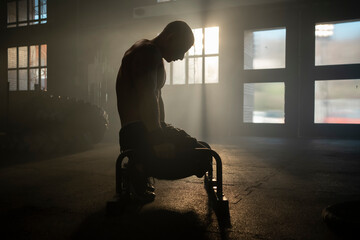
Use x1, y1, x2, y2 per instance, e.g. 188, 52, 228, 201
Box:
199, 148, 231, 227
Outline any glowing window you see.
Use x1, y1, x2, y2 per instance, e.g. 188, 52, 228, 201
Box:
164, 61, 171, 85
188, 57, 202, 84
165, 26, 219, 85
315, 79, 360, 124
7, 44, 47, 91
315, 20, 360, 66
7, 0, 47, 28
173, 60, 186, 85
244, 28, 286, 69
243, 82, 285, 123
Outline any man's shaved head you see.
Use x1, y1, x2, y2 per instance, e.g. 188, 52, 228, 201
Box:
160, 21, 194, 47
153, 21, 194, 62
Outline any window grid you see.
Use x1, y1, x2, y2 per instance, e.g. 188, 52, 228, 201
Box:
7, 45, 47, 91
166, 27, 219, 85
313, 19, 360, 124
243, 26, 287, 124
7, 0, 47, 28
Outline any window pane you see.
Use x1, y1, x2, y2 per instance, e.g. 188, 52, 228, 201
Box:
8, 70, 17, 91
30, 0, 40, 21
315, 79, 360, 124
205, 56, 218, 83
19, 69, 28, 91
18, 0, 28, 22
30, 69, 39, 90
30, 45, 39, 67
189, 28, 203, 56
19, 46, 28, 68
244, 28, 286, 69
243, 82, 285, 123
41, 68, 47, 91
7, 1, 17, 23
164, 61, 170, 85
8, 48, 17, 68
188, 57, 202, 84
315, 21, 360, 66
41, 44, 47, 66
205, 27, 219, 54
40, 0, 47, 19
173, 60, 185, 85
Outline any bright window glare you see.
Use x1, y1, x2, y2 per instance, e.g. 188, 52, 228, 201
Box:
244, 28, 286, 69
173, 59, 185, 85
205, 56, 219, 83
189, 28, 203, 56
205, 27, 219, 54
244, 82, 285, 123
164, 61, 171, 85
188, 57, 202, 84
315, 20, 360, 66
315, 79, 360, 124
165, 26, 219, 85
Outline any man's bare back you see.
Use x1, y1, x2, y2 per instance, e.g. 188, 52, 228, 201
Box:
116, 39, 166, 131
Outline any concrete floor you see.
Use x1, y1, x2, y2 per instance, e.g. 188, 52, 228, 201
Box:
1, 137, 360, 240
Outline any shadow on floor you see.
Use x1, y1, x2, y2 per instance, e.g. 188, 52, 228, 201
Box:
72, 208, 211, 240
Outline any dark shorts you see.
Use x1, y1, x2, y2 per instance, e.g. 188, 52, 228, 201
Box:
119, 122, 211, 180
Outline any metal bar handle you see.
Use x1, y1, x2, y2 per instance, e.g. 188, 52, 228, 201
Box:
194, 148, 223, 198
115, 150, 134, 194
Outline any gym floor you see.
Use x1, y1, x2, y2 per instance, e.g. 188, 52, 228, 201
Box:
1, 137, 359, 240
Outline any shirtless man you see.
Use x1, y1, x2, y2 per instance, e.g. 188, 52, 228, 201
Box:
116, 21, 211, 202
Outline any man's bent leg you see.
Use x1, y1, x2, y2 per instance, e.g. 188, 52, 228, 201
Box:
119, 122, 156, 202
147, 123, 212, 180
148, 149, 211, 180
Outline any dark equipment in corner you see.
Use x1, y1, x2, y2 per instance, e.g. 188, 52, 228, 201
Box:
3, 92, 108, 153
106, 147, 231, 228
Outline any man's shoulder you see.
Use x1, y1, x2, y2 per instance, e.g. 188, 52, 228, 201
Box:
131, 39, 161, 59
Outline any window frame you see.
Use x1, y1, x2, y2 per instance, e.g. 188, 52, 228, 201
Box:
7, 0, 47, 28
236, 7, 300, 137
7, 44, 48, 91
242, 26, 288, 125
165, 26, 220, 85
299, 3, 360, 137
312, 19, 360, 125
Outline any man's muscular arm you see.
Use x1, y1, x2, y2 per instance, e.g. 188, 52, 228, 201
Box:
159, 90, 165, 123
132, 44, 174, 159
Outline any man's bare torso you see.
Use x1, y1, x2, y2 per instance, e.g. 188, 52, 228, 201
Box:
116, 39, 165, 128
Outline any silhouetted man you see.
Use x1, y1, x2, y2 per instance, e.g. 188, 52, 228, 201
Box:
116, 21, 211, 202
